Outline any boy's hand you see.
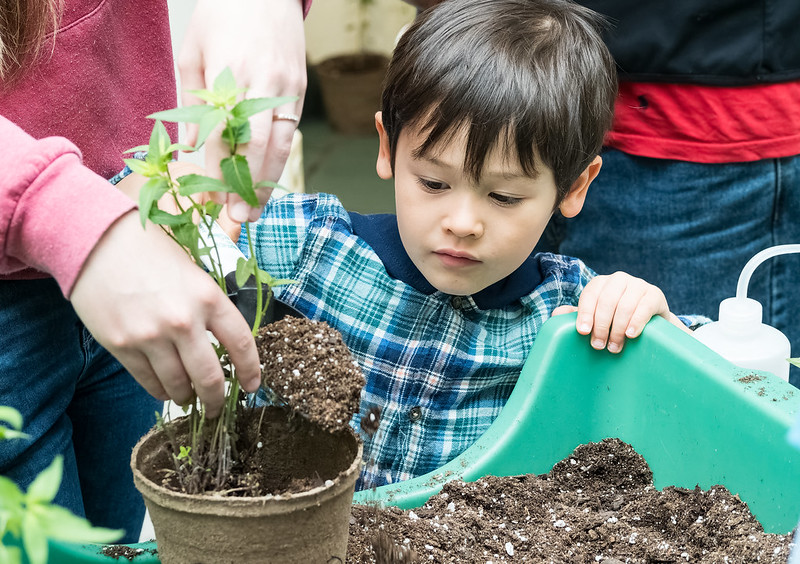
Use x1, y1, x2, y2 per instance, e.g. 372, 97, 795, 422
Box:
553, 272, 690, 353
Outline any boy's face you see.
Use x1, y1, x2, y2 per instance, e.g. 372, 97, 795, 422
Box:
375, 114, 596, 296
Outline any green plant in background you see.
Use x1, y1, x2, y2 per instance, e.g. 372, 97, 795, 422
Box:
354, 0, 375, 53
0, 407, 122, 564
125, 67, 293, 492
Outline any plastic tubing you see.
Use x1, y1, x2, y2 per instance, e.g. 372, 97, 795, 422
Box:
736, 244, 800, 299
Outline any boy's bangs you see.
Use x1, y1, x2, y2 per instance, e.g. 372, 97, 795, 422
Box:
410, 99, 540, 184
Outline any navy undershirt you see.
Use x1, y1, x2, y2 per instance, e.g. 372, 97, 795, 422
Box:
349, 212, 544, 310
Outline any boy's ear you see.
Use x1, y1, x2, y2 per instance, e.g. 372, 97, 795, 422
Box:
375, 112, 394, 180
559, 156, 602, 218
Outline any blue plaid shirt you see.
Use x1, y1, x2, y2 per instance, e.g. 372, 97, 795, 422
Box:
243, 193, 594, 489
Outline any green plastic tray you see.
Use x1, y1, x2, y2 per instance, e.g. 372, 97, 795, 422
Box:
44, 314, 800, 562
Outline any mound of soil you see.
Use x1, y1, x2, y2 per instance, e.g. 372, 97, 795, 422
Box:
347, 438, 796, 563
257, 317, 365, 432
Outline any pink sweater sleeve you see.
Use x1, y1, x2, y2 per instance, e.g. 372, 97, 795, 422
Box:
0, 116, 136, 297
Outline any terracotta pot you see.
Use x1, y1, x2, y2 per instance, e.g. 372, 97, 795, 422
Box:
315, 52, 390, 135
131, 411, 362, 564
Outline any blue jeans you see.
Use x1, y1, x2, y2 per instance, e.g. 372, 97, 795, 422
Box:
0, 278, 161, 543
546, 149, 800, 387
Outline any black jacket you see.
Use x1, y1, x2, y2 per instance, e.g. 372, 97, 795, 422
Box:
581, 0, 800, 85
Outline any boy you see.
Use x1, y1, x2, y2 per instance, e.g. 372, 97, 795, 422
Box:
223, 0, 689, 489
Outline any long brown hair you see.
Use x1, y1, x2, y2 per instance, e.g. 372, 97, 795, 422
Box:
0, 0, 61, 84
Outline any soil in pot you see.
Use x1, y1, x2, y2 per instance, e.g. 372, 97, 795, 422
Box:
347, 438, 796, 563
316, 52, 390, 135
132, 316, 367, 563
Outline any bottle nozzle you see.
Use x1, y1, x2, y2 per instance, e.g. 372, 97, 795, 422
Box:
736, 244, 800, 300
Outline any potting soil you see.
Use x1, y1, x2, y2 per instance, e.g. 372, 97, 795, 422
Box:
257, 316, 365, 432
347, 438, 796, 563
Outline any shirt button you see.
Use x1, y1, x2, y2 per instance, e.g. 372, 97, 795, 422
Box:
451, 296, 463, 309
408, 406, 422, 422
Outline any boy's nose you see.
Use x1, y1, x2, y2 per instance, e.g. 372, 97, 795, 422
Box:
442, 200, 484, 238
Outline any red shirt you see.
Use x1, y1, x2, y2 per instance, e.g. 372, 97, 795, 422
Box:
607, 81, 800, 163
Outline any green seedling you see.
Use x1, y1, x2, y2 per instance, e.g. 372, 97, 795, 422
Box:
125, 67, 295, 492
0, 407, 122, 564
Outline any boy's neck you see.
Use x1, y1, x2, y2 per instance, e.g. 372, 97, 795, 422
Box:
348, 212, 544, 309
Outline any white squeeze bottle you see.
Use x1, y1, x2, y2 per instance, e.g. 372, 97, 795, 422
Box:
693, 245, 800, 382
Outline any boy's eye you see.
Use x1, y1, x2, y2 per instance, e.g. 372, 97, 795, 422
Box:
490, 192, 523, 206
416, 178, 448, 192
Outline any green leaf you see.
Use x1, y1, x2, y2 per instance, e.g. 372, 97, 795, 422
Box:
222, 119, 251, 146
220, 155, 257, 207
21, 512, 47, 564
177, 174, 230, 196
203, 201, 223, 221
122, 158, 160, 178
123, 144, 150, 154
256, 269, 295, 288
213, 67, 237, 96
145, 121, 173, 170
0, 407, 23, 432
0, 475, 25, 508
149, 208, 194, 228
34, 505, 123, 544
149, 105, 217, 124
195, 107, 229, 149
138, 176, 170, 228
167, 143, 197, 153
789, 358, 800, 368
0, 540, 22, 564
235, 257, 257, 289
231, 97, 297, 120
0, 428, 28, 441
172, 223, 202, 263
25, 457, 62, 505
185, 88, 219, 105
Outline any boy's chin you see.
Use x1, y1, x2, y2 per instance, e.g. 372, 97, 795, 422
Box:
426, 277, 492, 298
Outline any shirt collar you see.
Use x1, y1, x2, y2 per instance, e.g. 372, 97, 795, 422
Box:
348, 212, 543, 309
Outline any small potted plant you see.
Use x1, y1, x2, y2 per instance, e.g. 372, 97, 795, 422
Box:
124, 68, 364, 564
315, 0, 391, 135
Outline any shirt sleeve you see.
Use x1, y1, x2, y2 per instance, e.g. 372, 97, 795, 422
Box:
0, 115, 136, 297
242, 193, 324, 280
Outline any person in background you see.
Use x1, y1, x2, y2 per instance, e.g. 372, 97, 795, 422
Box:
556, 1, 800, 388
0, 0, 310, 543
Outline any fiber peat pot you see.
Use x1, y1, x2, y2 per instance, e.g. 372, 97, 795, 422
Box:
46, 315, 800, 562
131, 411, 361, 564
315, 52, 389, 135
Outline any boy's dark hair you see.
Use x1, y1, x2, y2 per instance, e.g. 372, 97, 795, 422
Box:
381, 0, 617, 203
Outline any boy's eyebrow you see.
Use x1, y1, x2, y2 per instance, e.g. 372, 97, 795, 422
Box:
418, 154, 539, 180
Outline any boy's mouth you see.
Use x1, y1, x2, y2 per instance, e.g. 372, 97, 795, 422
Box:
434, 249, 481, 268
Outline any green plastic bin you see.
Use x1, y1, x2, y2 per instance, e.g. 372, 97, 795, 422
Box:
44, 314, 800, 562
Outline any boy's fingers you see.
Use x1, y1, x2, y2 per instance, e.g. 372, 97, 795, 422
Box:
576, 275, 605, 336
552, 305, 578, 317
605, 282, 649, 353
586, 275, 630, 350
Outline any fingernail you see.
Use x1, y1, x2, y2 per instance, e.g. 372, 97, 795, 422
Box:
229, 202, 251, 223
591, 338, 605, 349
607, 342, 621, 353
578, 323, 592, 334
626, 326, 637, 338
